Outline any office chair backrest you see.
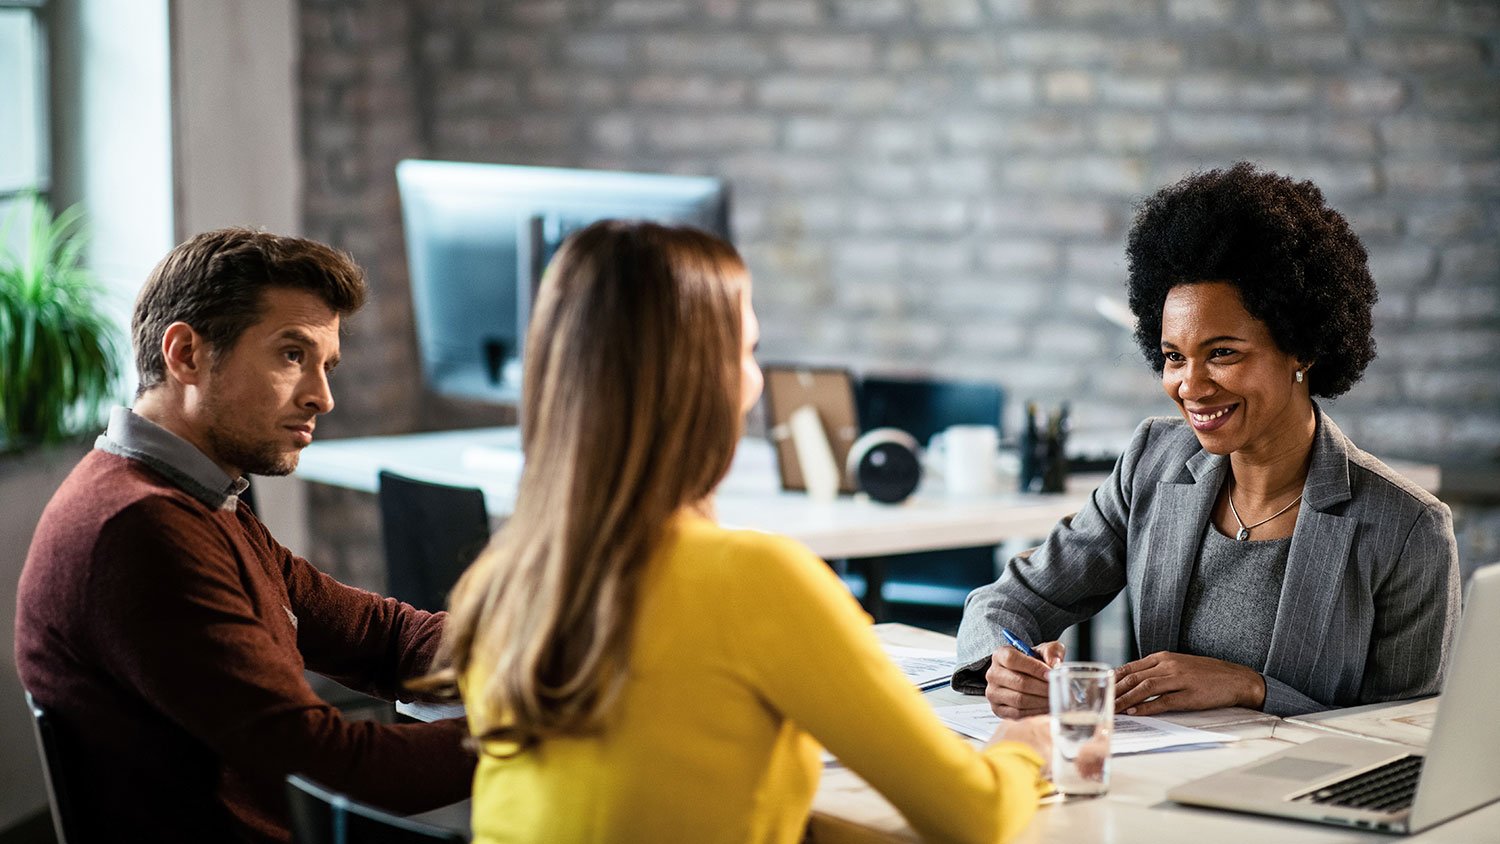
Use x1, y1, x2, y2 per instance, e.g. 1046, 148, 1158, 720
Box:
377, 471, 491, 613
285, 774, 467, 844
856, 376, 1004, 446
849, 376, 1007, 622
25, 691, 83, 844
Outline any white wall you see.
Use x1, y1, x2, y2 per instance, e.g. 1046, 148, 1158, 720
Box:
3, 1, 303, 831
171, 0, 299, 238
0, 445, 90, 829
54, 0, 308, 552
49, 0, 174, 403
4, 2, 174, 828
169, 0, 307, 555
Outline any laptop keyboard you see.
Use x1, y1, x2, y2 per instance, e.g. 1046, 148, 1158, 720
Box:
1296, 755, 1424, 814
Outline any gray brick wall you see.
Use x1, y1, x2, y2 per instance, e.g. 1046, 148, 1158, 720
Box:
299, 0, 1500, 589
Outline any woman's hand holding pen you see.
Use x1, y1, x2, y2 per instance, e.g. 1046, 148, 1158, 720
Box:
984, 640, 1066, 719
1113, 651, 1267, 715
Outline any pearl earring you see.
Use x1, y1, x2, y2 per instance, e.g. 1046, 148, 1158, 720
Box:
1295, 370, 1304, 383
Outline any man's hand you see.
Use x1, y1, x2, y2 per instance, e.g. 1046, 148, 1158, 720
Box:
984, 640, 1066, 718
1113, 651, 1266, 715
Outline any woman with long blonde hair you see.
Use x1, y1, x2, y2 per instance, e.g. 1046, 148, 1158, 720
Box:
435, 220, 1050, 843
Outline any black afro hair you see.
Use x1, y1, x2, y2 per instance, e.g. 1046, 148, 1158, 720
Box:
1124, 162, 1378, 398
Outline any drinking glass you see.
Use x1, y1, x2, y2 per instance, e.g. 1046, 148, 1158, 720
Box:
1048, 662, 1114, 796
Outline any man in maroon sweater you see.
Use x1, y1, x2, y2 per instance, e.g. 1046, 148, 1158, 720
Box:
15, 229, 475, 842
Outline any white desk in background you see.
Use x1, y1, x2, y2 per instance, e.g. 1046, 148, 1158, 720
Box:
409, 625, 1498, 843
293, 426, 1441, 558
292, 427, 1100, 561
293, 426, 1440, 632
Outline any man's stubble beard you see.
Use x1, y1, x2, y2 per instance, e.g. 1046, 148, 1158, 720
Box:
202, 391, 302, 477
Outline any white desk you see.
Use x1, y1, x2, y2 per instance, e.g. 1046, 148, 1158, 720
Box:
810, 626, 1499, 844
294, 427, 1099, 560
293, 426, 1444, 561
409, 625, 1499, 842
1287, 696, 1441, 749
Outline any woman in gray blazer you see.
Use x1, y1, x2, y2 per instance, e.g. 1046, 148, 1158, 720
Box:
956, 163, 1461, 718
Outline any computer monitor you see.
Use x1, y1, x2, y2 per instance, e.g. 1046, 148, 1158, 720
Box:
856, 375, 1005, 446
395, 160, 731, 402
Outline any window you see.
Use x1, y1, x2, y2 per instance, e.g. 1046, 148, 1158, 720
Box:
0, 1, 48, 255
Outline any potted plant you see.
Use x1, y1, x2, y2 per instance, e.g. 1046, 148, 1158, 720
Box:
0, 195, 121, 452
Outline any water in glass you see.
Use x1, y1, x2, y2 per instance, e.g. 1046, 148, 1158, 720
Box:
1049, 662, 1114, 796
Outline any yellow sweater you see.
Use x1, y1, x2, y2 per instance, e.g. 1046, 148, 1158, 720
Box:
465, 512, 1047, 843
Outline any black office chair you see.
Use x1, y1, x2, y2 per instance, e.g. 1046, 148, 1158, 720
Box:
377, 471, 491, 613
25, 691, 84, 844
285, 775, 467, 844
852, 376, 1006, 631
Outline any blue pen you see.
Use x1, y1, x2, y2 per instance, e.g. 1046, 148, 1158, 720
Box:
1000, 627, 1041, 660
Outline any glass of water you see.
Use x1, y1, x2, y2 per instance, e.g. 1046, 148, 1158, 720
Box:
1048, 662, 1114, 796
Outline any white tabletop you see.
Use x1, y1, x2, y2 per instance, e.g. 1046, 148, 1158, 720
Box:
813, 719, 1500, 844
807, 627, 1497, 844
1286, 697, 1441, 749
294, 427, 1099, 559
294, 426, 1442, 561
408, 625, 1498, 842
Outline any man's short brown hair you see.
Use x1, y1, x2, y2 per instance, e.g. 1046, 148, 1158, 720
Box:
132, 228, 368, 396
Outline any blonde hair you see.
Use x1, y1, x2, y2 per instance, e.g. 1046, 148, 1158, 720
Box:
430, 220, 748, 749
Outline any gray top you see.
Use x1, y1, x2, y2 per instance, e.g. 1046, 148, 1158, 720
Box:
1178, 526, 1291, 671
96, 406, 249, 511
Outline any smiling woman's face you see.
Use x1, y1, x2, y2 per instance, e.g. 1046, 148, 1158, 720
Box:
1159, 281, 1312, 457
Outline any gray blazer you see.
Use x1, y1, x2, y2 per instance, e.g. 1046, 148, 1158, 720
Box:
955, 409, 1460, 716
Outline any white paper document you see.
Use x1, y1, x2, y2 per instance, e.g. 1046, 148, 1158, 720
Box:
882, 644, 956, 690
1289, 695, 1438, 749
933, 703, 1238, 754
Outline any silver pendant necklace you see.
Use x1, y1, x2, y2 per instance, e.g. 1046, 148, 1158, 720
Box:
1227, 481, 1303, 541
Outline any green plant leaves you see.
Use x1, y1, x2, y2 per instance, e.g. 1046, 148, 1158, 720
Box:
0, 194, 121, 451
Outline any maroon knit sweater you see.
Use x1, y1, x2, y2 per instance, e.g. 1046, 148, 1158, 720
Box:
15, 450, 475, 843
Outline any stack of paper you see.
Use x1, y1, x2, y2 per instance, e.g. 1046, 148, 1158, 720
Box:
934, 703, 1238, 754
883, 644, 957, 691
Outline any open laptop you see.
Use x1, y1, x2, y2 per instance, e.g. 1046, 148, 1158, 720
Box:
1168, 563, 1500, 834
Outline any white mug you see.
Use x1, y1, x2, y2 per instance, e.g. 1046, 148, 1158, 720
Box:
937, 424, 999, 496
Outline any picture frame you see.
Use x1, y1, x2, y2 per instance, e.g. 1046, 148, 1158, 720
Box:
761, 364, 860, 494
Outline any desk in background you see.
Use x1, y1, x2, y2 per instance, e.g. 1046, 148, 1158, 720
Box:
294, 427, 1441, 643
293, 427, 1099, 560
294, 427, 1102, 627
294, 426, 1442, 558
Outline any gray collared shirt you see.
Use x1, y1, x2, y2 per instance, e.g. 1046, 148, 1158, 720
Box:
97, 406, 250, 511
